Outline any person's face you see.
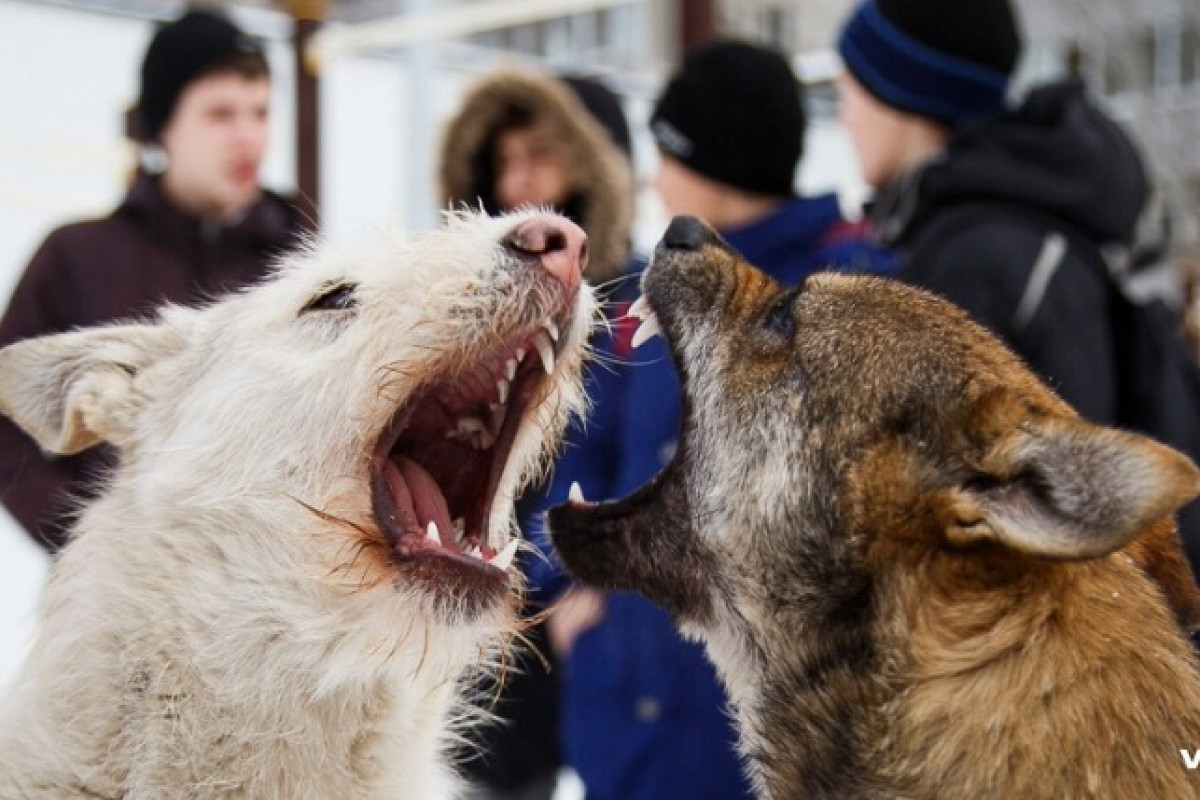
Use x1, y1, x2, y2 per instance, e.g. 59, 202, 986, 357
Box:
653, 154, 720, 220
836, 70, 908, 188
494, 125, 573, 211
160, 70, 270, 220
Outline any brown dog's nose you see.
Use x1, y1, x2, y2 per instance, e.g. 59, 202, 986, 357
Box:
505, 216, 588, 293
660, 215, 721, 252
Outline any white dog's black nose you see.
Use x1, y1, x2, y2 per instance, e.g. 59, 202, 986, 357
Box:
505, 215, 588, 293
660, 215, 721, 252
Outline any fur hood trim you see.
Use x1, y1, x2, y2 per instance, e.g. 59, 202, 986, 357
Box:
438, 70, 635, 285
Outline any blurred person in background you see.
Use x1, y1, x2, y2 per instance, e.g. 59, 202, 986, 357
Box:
438, 69, 640, 800
537, 40, 892, 800
836, 0, 1200, 594
0, 7, 308, 552
836, 0, 1142, 426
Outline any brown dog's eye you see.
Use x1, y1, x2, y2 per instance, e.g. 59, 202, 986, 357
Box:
764, 292, 796, 338
302, 283, 359, 313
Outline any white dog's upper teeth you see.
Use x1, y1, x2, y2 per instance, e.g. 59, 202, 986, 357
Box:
534, 331, 556, 375
543, 319, 560, 342
631, 312, 663, 349
496, 378, 510, 404
490, 539, 519, 571
568, 481, 585, 504
505, 358, 518, 381
445, 416, 495, 450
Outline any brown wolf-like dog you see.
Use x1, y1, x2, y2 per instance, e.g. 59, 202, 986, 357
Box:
549, 216, 1200, 800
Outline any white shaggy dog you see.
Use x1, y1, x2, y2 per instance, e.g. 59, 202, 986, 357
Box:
0, 210, 594, 799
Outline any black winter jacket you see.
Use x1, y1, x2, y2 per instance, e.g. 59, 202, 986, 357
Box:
871, 79, 1148, 425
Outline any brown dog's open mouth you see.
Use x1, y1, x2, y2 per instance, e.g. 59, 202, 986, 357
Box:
370, 315, 567, 583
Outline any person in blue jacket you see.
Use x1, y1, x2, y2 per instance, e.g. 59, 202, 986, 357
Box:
527, 39, 893, 800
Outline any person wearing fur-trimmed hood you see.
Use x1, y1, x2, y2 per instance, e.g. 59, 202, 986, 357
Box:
440, 69, 636, 288
438, 68, 642, 800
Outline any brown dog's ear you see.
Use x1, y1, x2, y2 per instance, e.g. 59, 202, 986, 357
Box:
947, 408, 1200, 561
0, 320, 189, 454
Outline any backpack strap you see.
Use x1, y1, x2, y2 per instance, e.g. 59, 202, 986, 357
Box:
1012, 233, 1069, 333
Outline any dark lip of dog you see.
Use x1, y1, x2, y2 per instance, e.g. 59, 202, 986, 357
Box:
547, 223, 739, 626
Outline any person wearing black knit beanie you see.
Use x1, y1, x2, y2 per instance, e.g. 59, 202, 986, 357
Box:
0, 6, 307, 553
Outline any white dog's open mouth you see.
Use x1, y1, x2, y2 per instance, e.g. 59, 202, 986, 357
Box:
369, 315, 566, 583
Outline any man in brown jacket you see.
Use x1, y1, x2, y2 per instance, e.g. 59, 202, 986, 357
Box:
0, 8, 307, 551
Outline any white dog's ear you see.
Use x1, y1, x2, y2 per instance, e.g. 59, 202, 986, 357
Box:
0, 321, 189, 454
947, 409, 1200, 560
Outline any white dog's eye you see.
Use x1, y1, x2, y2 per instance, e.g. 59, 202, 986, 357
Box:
302, 283, 359, 313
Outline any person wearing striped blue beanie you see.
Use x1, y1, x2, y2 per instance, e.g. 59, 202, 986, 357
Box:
833, 0, 1157, 492
836, 0, 1020, 186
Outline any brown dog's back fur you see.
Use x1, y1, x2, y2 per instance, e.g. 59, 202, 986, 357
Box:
551, 218, 1200, 799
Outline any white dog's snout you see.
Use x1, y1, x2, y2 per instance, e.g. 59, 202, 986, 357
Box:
504, 215, 588, 293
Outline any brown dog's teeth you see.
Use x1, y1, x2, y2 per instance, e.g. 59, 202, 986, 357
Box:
627, 294, 652, 320
568, 481, 585, 504
631, 313, 662, 349
425, 521, 441, 545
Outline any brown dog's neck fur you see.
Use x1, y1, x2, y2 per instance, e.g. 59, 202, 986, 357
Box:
878, 549, 1200, 799
723, 543, 1200, 800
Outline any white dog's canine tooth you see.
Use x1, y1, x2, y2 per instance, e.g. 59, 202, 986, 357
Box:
426, 521, 441, 545
534, 331, 555, 375
491, 539, 519, 571
631, 312, 663, 349
505, 358, 518, 381
543, 319, 560, 342
490, 403, 508, 437
568, 481, 585, 504
628, 295, 652, 320
516, 347, 526, 363
497, 378, 509, 404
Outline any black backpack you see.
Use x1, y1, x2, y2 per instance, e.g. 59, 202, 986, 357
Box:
913, 201, 1200, 572
1009, 208, 1200, 568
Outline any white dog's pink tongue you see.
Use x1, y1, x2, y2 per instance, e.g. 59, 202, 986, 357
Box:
396, 457, 456, 550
